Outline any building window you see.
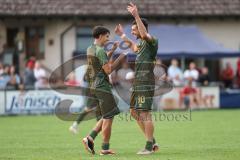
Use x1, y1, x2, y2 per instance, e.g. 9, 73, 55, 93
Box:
76, 27, 92, 54
39, 28, 45, 56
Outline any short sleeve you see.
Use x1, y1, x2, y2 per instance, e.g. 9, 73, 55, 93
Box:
87, 47, 95, 56
147, 37, 158, 47
146, 37, 158, 58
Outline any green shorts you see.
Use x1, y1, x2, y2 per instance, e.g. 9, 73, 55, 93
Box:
92, 77, 120, 119
130, 84, 155, 111
83, 85, 99, 109
94, 86, 120, 119
86, 96, 99, 109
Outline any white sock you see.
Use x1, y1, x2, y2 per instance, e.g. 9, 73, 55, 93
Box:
72, 121, 78, 127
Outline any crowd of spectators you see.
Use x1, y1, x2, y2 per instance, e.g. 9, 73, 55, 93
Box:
1, 56, 240, 91
0, 56, 48, 90
167, 58, 240, 89
167, 59, 208, 87
220, 59, 240, 89
0, 64, 21, 89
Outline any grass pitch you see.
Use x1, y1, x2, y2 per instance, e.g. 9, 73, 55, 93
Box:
0, 109, 240, 160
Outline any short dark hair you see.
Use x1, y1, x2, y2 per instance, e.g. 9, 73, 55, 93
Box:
132, 18, 148, 31
92, 26, 110, 38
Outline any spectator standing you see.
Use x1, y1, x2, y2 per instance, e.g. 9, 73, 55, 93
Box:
221, 62, 234, 88
184, 62, 199, 86
116, 60, 133, 103
65, 72, 79, 86
181, 80, 200, 109
0, 65, 10, 89
7, 65, 21, 89
24, 61, 36, 88
117, 60, 133, 89
236, 59, 240, 88
198, 67, 210, 86
153, 59, 166, 110
34, 61, 48, 89
26, 56, 36, 70
167, 59, 183, 86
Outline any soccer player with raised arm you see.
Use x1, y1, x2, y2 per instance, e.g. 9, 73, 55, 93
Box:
82, 26, 128, 155
115, 2, 159, 155
69, 42, 118, 134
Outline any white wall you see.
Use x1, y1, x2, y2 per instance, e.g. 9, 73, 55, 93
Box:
63, 26, 76, 63
43, 20, 76, 72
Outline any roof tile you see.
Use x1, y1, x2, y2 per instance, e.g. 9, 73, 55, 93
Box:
0, 0, 240, 17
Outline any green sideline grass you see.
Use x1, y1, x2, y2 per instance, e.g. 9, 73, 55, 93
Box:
0, 110, 240, 160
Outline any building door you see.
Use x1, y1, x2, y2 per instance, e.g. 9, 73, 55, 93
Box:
25, 27, 45, 59
7, 28, 18, 48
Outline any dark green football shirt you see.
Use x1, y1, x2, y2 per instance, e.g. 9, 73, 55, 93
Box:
134, 37, 158, 85
86, 44, 110, 89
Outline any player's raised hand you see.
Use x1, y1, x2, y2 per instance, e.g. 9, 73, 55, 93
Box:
111, 41, 119, 51
122, 51, 130, 56
114, 24, 124, 36
127, 2, 139, 18
106, 41, 119, 57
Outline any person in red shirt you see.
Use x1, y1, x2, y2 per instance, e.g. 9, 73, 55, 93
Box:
237, 59, 240, 88
182, 80, 199, 109
26, 56, 36, 70
64, 72, 80, 86
221, 62, 234, 88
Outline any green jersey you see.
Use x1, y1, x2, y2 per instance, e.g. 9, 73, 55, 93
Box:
134, 37, 158, 85
86, 44, 110, 89
86, 44, 119, 118
130, 37, 158, 110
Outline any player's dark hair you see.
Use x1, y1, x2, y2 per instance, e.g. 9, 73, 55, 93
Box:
92, 26, 110, 38
132, 18, 148, 31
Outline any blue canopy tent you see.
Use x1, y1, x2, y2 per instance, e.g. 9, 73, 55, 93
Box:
114, 24, 240, 58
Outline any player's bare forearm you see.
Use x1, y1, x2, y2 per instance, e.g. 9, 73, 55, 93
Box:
111, 54, 126, 71
102, 54, 126, 74
135, 15, 152, 41
106, 50, 114, 58
115, 24, 138, 53
107, 41, 118, 58
121, 34, 138, 53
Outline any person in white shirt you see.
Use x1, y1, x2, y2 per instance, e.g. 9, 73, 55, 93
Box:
117, 60, 133, 89
183, 62, 199, 86
153, 59, 166, 111
34, 61, 47, 89
116, 60, 133, 102
167, 59, 183, 86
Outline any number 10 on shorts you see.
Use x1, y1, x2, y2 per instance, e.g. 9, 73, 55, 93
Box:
138, 96, 145, 104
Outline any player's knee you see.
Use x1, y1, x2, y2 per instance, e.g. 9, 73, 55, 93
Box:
139, 111, 152, 121
130, 109, 138, 120
130, 108, 134, 115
